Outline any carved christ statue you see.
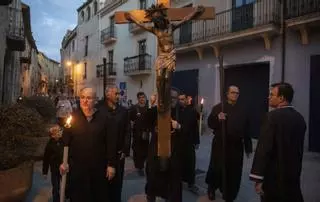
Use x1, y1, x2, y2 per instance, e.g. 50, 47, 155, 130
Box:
124, 3, 205, 113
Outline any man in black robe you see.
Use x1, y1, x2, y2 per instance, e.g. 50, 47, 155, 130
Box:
206, 85, 252, 202
60, 87, 118, 202
105, 87, 131, 202
250, 82, 306, 202
130, 91, 149, 176
144, 87, 185, 202
178, 92, 200, 193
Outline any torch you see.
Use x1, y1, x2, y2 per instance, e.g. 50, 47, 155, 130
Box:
60, 115, 72, 202
199, 98, 204, 135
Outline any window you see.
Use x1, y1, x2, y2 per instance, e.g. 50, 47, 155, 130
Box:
108, 50, 114, 63
81, 11, 84, 22
139, 0, 147, 9
83, 62, 87, 79
138, 39, 146, 55
84, 36, 88, 56
109, 16, 115, 36
87, 6, 91, 20
94, 1, 98, 14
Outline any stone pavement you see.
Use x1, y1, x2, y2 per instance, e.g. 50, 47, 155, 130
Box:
26, 135, 320, 202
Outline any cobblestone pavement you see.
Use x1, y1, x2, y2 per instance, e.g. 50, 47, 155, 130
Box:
26, 135, 320, 202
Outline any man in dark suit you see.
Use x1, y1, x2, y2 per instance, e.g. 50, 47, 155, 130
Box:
250, 82, 306, 202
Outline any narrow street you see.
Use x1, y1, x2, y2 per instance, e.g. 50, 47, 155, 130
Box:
26, 134, 320, 202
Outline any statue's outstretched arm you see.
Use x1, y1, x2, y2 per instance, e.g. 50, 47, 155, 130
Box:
172, 5, 205, 30
125, 12, 154, 33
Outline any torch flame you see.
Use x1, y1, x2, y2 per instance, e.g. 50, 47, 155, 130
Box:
201, 98, 204, 104
66, 115, 72, 125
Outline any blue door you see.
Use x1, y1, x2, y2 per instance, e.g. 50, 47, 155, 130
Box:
172, 69, 199, 103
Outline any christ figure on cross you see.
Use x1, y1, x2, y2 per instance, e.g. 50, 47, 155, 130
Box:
124, 3, 205, 114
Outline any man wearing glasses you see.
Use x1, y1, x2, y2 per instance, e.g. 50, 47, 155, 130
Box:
206, 85, 252, 202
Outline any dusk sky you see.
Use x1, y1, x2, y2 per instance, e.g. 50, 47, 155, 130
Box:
22, 0, 83, 62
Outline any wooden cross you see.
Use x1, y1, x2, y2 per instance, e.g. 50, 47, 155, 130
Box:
115, 0, 215, 160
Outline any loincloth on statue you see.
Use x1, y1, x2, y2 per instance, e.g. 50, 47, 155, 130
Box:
155, 49, 176, 71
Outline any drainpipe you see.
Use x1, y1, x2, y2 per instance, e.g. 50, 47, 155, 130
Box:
281, 0, 287, 82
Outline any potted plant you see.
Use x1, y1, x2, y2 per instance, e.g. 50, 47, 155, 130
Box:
0, 104, 46, 201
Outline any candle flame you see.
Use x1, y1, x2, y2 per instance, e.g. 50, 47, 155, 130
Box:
66, 115, 72, 125
201, 98, 204, 104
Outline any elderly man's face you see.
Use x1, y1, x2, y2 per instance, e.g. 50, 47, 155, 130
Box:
107, 88, 120, 105
80, 88, 96, 111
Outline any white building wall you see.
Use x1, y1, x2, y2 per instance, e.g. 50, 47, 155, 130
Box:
99, 0, 157, 101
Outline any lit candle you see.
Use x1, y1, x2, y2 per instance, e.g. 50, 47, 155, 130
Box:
60, 115, 72, 202
199, 98, 204, 135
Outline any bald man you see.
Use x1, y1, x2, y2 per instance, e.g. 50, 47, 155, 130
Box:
206, 85, 252, 202
60, 87, 118, 202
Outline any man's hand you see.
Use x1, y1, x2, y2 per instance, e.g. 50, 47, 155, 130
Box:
106, 166, 116, 180
124, 12, 132, 21
59, 164, 69, 175
171, 120, 181, 130
218, 112, 227, 120
255, 182, 264, 195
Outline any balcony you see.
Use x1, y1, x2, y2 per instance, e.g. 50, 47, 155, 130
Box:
6, 7, 25, 51
96, 63, 117, 78
0, 0, 13, 5
101, 26, 117, 45
129, 22, 146, 34
124, 54, 152, 76
286, 0, 320, 44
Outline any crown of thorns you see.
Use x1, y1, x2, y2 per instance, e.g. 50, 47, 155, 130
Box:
145, 3, 168, 18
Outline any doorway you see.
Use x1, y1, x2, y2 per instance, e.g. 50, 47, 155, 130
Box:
224, 62, 270, 138
309, 55, 320, 152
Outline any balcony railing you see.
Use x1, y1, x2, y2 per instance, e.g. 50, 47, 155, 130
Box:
96, 63, 117, 78
101, 26, 117, 44
124, 54, 152, 75
174, 0, 280, 47
0, 0, 13, 5
286, 0, 320, 19
7, 7, 25, 51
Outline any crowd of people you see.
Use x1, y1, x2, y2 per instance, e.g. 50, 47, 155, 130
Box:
42, 82, 306, 202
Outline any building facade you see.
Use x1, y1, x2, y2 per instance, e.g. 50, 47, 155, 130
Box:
37, 52, 61, 95
98, 0, 157, 101
172, 0, 320, 152
0, 0, 35, 104
61, 28, 78, 96
20, 3, 39, 97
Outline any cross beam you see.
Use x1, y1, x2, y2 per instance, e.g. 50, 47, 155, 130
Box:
115, 7, 215, 24
115, 0, 215, 160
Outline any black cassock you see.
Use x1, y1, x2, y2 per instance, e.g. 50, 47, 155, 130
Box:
250, 107, 306, 202
62, 107, 118, 202
144, 106, 184, 202
130, 104, 149, 170
206, 102, 252, 201
179, 106, 199, 186
107, 104, 131, 202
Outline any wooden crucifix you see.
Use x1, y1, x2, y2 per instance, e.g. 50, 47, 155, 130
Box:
115, 0, 215, 165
